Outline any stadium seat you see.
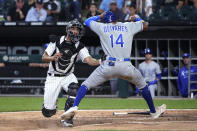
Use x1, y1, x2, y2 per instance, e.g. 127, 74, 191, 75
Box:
148, 12, 161, 22
158, 6, 174, 21
188, 7, 197, 21
179, 6, 191, 21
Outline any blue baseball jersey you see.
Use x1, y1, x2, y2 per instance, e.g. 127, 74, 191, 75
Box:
177, 66, 197, 97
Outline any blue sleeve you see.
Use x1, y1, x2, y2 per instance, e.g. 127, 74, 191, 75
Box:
136, 17, 142, 21
84, 15, 101, 28
177, 71, 181, 92
156, 73, 162, 80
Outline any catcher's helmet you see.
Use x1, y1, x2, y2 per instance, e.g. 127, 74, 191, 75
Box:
144, 48, 152, 55
66, 19, 84, 43
182, 53, 190, 58
103, 11, 116, 23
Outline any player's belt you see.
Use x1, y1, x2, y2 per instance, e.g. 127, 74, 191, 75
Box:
108, 57, 130, 62
48, 73, 67, 77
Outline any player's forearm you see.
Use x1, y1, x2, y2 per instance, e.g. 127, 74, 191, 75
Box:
84, 15, 100, 27
42, 55, 53, 62
84, 56, 101, 66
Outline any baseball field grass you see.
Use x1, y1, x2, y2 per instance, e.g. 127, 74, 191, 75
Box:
0, 97, 196, 112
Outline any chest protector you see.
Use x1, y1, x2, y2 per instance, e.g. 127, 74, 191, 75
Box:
52, 36, 84, 74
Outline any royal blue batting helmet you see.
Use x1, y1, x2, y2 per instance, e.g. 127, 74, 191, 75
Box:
103, 11, 116, 23
144, 48, 152, 55
182, 53, 190, 58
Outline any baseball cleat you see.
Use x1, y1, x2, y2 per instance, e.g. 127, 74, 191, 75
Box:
150, 104, 166, 119
61, 106, 78, 120
60, 119, 73, 127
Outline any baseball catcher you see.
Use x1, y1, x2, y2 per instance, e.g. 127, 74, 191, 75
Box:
41, 19, 101, 127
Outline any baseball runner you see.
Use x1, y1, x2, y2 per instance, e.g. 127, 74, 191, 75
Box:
138, 48, 161, 98
61, 11, 166, 124
41, 19, 101, 127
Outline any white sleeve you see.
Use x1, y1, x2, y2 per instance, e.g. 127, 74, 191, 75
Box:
77, 47, 91, 63
156, 63, 161, 74
45, 42, 56, 56
129, 21, 143, 35
90, 21, 103, 35
146, 0, 152, 7
25, 9, 32, 22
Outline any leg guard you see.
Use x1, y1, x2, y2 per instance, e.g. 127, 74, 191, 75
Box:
42, 105, 57, 117
63, 83, 79, 123
64, 96, 75, 111
67, 83, 79, 96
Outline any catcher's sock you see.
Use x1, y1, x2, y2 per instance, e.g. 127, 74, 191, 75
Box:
73, 85, 88, 107
140, 85, 156, 113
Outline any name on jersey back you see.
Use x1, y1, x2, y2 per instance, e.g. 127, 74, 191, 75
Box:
104, 25, 128, 33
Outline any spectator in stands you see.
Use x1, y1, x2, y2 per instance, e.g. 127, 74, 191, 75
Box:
124, 4, 140, 21
25, 0, 36, 10
81, 0, 91, 10
122, 0, 132, 16
99, 0, 124, 13
160, 0, 176, 7
6, 0, 28, 21
69, 0, 81, 20
25, 0, 47, 22
86, 3, 100, 18
109, 0, 124, 21
136, 0, 152, 18
177, 53, 197, 97
176, 0, 184, 10
194, 0, 197, 8
43, 0, 60, 21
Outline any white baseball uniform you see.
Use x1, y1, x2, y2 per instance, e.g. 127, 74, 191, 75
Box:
44, 36, 90, 110
139, 61, 161, 98
82, 21, 147, 90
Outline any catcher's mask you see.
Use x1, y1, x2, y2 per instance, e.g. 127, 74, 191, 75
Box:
66, 19, 84, 43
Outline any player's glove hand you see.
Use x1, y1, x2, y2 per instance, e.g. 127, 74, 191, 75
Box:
52, 53, 62, 61
148, 80, 158, 86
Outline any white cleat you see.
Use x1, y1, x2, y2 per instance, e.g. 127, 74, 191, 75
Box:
61, 106, 78, 120
60, 119, 73, 127
150, 104, 166, 119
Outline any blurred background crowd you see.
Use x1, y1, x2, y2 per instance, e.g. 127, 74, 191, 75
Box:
0, 0, 197, 23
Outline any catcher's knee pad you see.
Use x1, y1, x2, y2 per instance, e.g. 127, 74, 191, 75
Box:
64, 96, 75, 111
42, 105, 56, 117
67, 83, 79, 96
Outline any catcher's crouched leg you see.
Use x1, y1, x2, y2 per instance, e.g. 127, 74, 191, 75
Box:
42, 104, 57, 117
61, 83, 79, 127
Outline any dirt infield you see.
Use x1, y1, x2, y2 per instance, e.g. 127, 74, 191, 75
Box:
0, 109, 197, 131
